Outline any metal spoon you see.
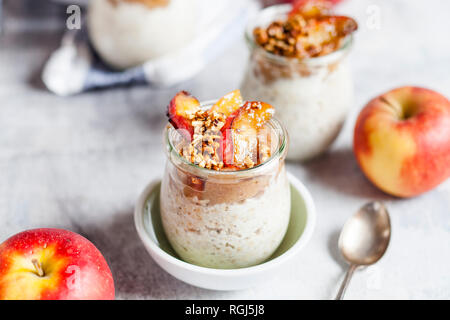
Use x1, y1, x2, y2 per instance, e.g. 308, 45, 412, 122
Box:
335, 201, 391, 300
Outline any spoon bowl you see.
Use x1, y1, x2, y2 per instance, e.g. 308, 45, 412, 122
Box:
336, 201, 391, 299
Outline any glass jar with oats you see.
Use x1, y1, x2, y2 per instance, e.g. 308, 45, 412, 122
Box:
160, 91, 290, 269
88, 0, 196, 69
241, 3, 357, 161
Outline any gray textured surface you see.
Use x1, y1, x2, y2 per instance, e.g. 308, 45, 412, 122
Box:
0, 0, 449, 299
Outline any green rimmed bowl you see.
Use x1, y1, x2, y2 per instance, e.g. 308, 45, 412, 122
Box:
134, 173, 316, 290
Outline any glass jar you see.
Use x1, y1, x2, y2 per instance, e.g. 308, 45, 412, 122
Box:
88, 0, 196, 69
160, 101, 290, 269
240, 4, 354, 161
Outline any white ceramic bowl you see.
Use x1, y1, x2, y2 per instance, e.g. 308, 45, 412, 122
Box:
134, 173, 316, 291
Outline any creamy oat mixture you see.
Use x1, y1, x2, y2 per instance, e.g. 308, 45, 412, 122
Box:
241, 54, 353, 160
88, 0, 196, 69
160, 161, 290, 269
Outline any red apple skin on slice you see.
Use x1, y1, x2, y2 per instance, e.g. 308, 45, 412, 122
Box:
167, 91, 200, 139
220, 109, 241, 166
211, 90, 243, 165
209, 89, 243, 117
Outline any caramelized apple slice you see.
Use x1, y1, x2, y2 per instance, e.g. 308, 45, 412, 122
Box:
297, 16, 357, 57
176, 168, 207, 195
289, 0, 332, 18
222, 101, 275, 168
167, 91, 200, 139
209, 89, 243, 117
329, 15, 358, 36
220, 109, 240, 166
233, 101, 275, 129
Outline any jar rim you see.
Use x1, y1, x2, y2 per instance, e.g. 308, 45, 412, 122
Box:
245, 4, 354, 66
164, 99, 289, 178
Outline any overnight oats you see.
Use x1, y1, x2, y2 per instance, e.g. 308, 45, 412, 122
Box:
88, 0, 196, 69
241, 1, 357, 161
160, 90, 290, 269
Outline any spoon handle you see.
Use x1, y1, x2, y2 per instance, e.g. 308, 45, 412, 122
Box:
335, 264, 357, 300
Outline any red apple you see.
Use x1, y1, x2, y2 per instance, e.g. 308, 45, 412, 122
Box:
354, 86, 450, 197
0, 228, 115, 300
167, 91, 200, 139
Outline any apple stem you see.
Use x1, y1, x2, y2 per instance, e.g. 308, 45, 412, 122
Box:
32, 258, 45, 277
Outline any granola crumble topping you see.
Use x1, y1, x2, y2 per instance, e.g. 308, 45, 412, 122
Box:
168, 91, 275, 171
253, 4, 357, 60
180, 110, 226, 171
177, 107, 274, 171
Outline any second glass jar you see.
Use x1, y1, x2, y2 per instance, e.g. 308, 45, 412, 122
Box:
240, 4, 354, 161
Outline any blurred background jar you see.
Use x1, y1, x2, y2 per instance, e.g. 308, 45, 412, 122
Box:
240, 4, 354, 161
88, 0, 197, 70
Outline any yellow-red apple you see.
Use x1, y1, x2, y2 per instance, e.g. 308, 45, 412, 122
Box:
354, 86, 450, 197
0, 228, 115, 300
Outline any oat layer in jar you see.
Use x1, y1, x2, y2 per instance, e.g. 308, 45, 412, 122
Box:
241, 4, 356, 161
88, 0, 196, 69
160, 101, 290, 269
